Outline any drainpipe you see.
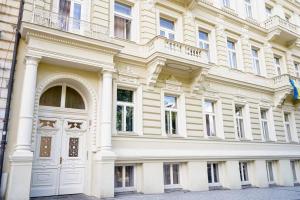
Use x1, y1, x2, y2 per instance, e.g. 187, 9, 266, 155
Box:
0, 0, 25, 194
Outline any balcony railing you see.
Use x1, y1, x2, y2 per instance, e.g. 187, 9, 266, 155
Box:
274, 74, 300, 89
264, 15, 298, 34
24, 8, 109, 40
147, 36, 209, 64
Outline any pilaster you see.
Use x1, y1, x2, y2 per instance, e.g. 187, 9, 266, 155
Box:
223, 161, 241, 189
183, 11, 196, 46
142, 162, 164, 194
286, 52, 295, 76
241, 28, 252, 73
277, 160, 294, 186
215, 16, 227, 67
264, 43, 276, 78
186, 161, 209, 191
252, 160, 269, 188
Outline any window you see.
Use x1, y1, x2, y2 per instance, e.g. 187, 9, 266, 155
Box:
116, 89, 134, 132
164, 163, 180, 188
265, 6, 272, 18
295, 63, 300, 77
261, 109, 270, 141
207, 163, 220, 186
58, 0, 82, 30
284, 113, 293, 142
266, 161, 275, 184
227, 40, 237, 68
198, 31, 210, 60
244, 0, 252, 18
114, 165, 135, 192
291, 161, 298, 183
39, 85, 85, 109
160, 17, 175, 40
222, 0, 230, 7
164, 95, 178, 135
251, 48, 261, 75
239, 162, 249, 184
114, 2, 132, 40
274, 57, 281, 75
204, 100, 216, 137
235, 105, 245, 139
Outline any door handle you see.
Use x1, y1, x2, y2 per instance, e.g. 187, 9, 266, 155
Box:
60, 157, 62, 164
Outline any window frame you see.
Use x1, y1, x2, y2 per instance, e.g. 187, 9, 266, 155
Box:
284, 112, 293, 143
164, 95, 178, 135
235, 105, 245, 139
260, 109, 270, 142
266, 161, 275, 184
274, 56, 282, 76
222, 0, 230, 8
295, 62, 300, 78
163, 163, 181, 189
251, 47, 261, 75
227, 39, 237, 69
116, 88, 135, 133
239, 162, 250, 185
113, 1, 133, 40
204, 100, 217, 137
114, 164, 136, 192
291, 160, 298, 183
159, 17, 176, 40
198, 30, 210, 61
207, 162, 221, 187
244, 0, 252, 18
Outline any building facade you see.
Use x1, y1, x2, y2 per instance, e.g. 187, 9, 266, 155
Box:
3, 0, 300, 199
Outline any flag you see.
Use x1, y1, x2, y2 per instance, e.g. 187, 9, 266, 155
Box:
289, 79, 300, 100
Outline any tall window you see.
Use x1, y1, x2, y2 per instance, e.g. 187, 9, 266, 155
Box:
266, 161, 275, 184
164, 95, 178, 135
239, 162, 249, 184
295, 63, 300, 77
227, 40, 237, 68
114, 165, 135, 192
222, 0, 230, 7
274, 57, 281, 75
244, 0, 252, 18
251, 48, 261, 75
198, 31, 210, 61
204, 100, 216, 137
160, 17, 175, 40
116, 89, 134, 132
265, 6, 272, 18
164, 163, 180, 187
59, 0, 82, 30
291, 161, 298, 183
260, 109, 270, 141
207, 163, 220, 186
284, 113, 292, 142
235, 105, 245, 139
114, 2, 132, 40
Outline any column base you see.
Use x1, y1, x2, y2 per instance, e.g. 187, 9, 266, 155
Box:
92, 150, 116, 198
6, 152, 33, 200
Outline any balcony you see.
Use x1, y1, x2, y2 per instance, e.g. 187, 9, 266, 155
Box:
273, 74, 295, 106
23, 8, 109, 41
264, 16, 299, 46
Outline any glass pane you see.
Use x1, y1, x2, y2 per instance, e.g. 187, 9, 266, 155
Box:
227, 40, 235, 50
117, 89, 133, 102
239, 163, 243, 181
169, 33, 175, 40
125, 166, 134, 187
160, 30, 165, 37
116, 105, 123, 131
206, 114, 211, 136
243, 163, 248, 181
235, 106, 243, 117
284, 113, 289, 122
39, 136, 52, 157
164, 164, 171, 185
165, 111, 170, 134
39, 86, 62, 107
125, 19, 131, 40
73, 3, 81, 29
268, 162, 274, 182
199, 31, 208, 41
114, 16, 126, 39
164, 96, 177, 108
115, 1, 131, 16
204, 101, 214, 113
126, 106, 133, 132
207, 164, 212, 183
261, 110, 267, 119
65, 87, 85, 109
160, 18, 174, 30
171, 111, 177, 134
172, 164, 179, 184
68, 137, 79, 157
213, 163, 219, 183
115, 166, 123, 188
291, 161, 297, 181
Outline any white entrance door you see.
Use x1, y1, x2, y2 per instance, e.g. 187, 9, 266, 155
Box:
30, 117, 87, 197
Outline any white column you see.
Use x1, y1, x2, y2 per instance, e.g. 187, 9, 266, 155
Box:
100, 69, 114, 150
14, 56, 40, 155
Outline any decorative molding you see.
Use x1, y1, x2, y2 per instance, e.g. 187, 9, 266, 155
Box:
165, 75, 182, 92
147, 58, 166, 87
190, 69, 209, 93
117, 66, 140, 85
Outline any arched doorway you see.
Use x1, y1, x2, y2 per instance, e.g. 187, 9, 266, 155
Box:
30, 83, 88, 197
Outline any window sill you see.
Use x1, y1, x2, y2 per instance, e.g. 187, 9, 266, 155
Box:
206, 136, 224, 141
112, 36, 137, 44
113, 132, 140, 136
238, 138, 252, 142
164, 134, 186, 139
208, 185, 225, 190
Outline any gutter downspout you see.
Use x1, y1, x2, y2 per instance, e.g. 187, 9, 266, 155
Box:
0, 0, 25, 194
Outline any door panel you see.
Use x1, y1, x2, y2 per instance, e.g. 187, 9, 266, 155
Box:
30, 117, 87, 197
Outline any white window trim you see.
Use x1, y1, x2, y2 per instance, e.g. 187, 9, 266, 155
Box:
234, 105, 245, 139
164, 163, 181, 189
244, 0, 252, 18
233, 103, 252, 140
113, 82, 143, 136
114, 164, 136, 192
295, 62, 300, 77
207, 162, 221, 187
239, 162, 250, 185
283, 111, 298, 143
203, 96, 224, 139
198, 29, 210, 61
227, 39, 237, 69
251, 47, 261, 75
274, 56, 282, 76
161, 90, 186, 137
266, 161, 276, 184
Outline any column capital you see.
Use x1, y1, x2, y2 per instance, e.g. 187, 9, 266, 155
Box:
25, 55, 41, 66
102, 68, 116, 74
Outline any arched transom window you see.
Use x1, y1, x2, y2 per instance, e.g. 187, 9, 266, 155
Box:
39, 84, 85, 110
